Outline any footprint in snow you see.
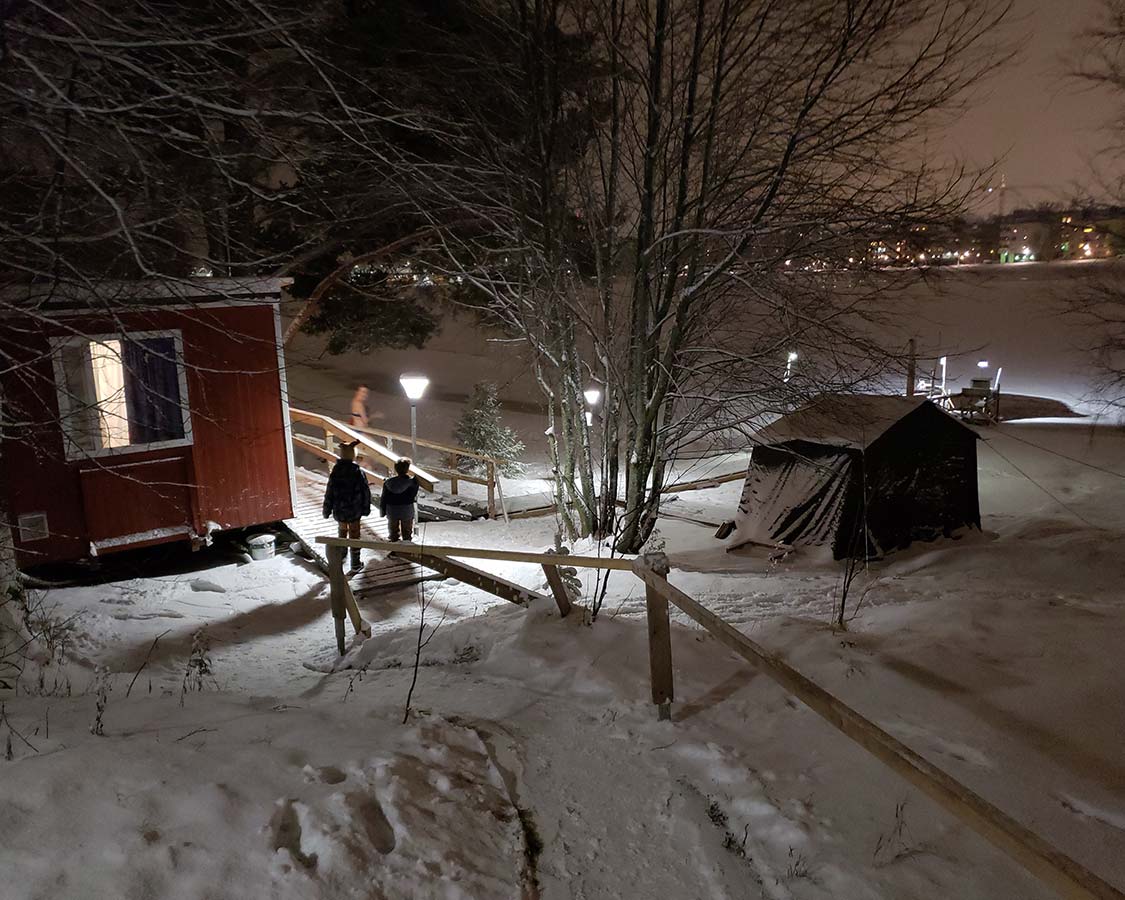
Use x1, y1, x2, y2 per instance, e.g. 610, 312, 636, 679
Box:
345, 791, 397, 854
269, 799, 318, 870
302, 764, 347, 785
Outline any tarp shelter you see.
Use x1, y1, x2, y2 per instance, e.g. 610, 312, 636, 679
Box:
730, 396, 980, 559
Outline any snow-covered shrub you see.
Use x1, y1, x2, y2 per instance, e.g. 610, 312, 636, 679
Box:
180, 630, 215, 704
541, 535, 582, 604
90, 666, 111, 736
640, 527, 667, 555
452, 382, 525, 477
1, 583, 76, 693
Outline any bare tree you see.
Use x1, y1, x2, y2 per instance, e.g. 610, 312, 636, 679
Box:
0, 0, 431, 614
1068, 0, 1125, 413
412, 0, 1011, 551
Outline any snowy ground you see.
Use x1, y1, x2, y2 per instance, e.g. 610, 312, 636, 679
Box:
5, 283, 1125, 898
3, 413, 1125, 899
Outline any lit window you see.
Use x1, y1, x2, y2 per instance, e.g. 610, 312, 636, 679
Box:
53, 333, 189, 457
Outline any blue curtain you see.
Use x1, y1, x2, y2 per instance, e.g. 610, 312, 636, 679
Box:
123, 337, 184, 444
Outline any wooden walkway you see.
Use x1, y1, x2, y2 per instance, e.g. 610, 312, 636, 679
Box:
286, 469, 435, 594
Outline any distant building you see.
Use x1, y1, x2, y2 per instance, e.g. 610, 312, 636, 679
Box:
998, 221, 1052, 263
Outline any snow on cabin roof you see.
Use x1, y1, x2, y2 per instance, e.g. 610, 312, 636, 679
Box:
752, 394, 947, 450
0, 277, 292, 311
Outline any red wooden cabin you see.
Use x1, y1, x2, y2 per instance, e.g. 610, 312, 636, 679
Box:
1, 278, 297, 566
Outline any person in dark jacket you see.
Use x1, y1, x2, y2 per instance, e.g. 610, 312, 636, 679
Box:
380, 458, 420, 541
322, 441, 372, 570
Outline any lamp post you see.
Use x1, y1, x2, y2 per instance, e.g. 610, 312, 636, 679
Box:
583, 388, 600, 427
399, 374, 429, 459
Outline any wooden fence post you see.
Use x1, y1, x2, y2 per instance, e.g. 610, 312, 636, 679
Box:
641, 553, 674, 721
326, 543, 347, 654
487, 461, 497, 518
541, 564, 572, 618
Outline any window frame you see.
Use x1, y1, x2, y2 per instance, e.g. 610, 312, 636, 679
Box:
50, 329, 193, 461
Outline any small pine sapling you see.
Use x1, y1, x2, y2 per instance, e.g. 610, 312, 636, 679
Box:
452, 382, 526, 476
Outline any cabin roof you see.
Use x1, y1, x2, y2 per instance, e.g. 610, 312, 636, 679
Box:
752, 394, 971, 450
0, 277, 291, 312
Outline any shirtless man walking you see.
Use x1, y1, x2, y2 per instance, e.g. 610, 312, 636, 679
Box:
350, 385, 370, 429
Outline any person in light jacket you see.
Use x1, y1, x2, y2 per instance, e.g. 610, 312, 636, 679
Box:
380, 458, 420, 541
322, 441, 372, 570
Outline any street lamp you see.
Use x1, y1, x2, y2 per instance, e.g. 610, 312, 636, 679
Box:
399, 374, 429, 459
583, 388, 600, 427
939, 356, 947, 395
784, 350, 798, 383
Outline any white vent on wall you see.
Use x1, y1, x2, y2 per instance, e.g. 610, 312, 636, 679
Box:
17, 513, 49, 542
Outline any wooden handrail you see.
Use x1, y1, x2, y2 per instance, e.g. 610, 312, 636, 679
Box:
292, 435, 387, 485
315, 536, 635, 571
632, 557, 1125, 900
351, 423, 509, 464
289, 407, 438, 491
292, 434, 490, 487
660, 470, 745, 493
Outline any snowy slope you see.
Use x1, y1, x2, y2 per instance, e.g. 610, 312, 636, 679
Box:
3, 412, 1124, 897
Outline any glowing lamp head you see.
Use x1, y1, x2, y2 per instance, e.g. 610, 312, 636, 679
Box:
977, 360, 989, 369
583, 388, 601, 406
399, 374, 429, 401
787, 351, 799, 362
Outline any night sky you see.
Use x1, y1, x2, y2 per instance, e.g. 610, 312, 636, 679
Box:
939, 0, 1121, 208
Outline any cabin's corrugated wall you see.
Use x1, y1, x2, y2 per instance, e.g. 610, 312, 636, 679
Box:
1, 301, 293, 566
182, 304, 293, 531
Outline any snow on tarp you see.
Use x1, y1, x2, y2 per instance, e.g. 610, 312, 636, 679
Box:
732, 446, 854, 551
752, 394, 931, 450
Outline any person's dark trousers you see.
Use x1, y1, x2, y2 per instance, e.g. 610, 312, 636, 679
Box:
388, 516, 414, 542
338, 520, 362, 569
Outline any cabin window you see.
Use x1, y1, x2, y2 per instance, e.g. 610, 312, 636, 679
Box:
52, 331, 191, 458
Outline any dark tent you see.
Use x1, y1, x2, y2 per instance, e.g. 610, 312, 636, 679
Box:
730, 396, 980, 559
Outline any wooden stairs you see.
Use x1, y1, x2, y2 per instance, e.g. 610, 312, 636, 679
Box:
285, 469, 437, 594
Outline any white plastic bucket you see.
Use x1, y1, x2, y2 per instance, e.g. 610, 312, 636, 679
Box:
247, 533, 275, 561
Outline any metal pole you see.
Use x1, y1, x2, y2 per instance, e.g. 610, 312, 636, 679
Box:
410, 402, 418, 460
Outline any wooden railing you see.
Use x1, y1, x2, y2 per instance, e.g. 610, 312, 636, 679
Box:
290, 410, 507, 517
288, 407, 439, 492
350, 422, 508, 519
317, 535, 1125, 900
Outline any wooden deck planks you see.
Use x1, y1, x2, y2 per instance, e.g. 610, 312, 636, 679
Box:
286, 470, 431, 596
